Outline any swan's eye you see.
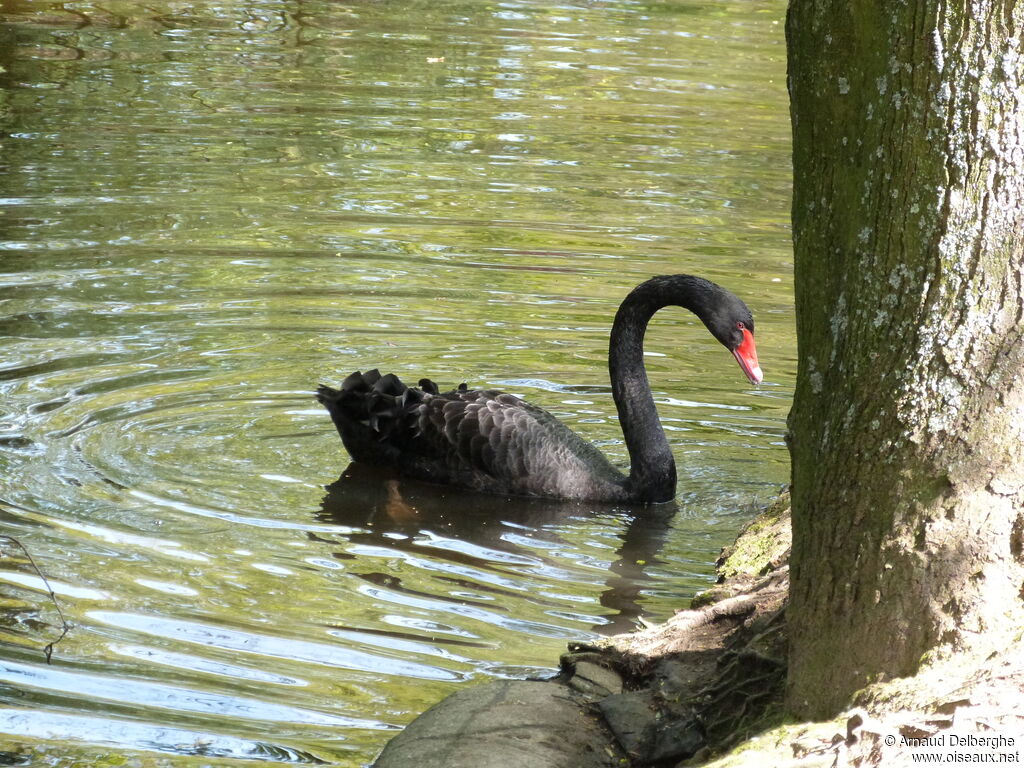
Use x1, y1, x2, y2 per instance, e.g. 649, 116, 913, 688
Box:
736, 322, 746, 330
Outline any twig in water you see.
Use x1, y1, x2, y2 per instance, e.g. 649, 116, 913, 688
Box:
0, 535, 71, 662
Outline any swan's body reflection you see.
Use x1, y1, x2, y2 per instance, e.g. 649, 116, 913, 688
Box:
315, 463, 676, 636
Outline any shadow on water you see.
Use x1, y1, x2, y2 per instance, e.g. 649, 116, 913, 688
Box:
316, 463, 676, 636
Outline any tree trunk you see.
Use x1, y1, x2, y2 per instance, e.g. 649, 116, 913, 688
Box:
785, 0, 1024, 717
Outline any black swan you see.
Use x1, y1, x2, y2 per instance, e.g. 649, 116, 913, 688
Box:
317, 274, 762, 504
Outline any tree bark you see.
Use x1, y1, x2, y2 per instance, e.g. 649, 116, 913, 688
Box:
786, 0, 1024, 717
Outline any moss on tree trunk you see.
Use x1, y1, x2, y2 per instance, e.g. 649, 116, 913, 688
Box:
785, 0, 1024, 718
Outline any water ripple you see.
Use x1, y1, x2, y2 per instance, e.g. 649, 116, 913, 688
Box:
0, 0, 794, 764
0, 709, 331, 763
0, 658, 374, 728
89, 611, 469, 682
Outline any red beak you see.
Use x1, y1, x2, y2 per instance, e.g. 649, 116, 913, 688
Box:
732, 328, 763, 385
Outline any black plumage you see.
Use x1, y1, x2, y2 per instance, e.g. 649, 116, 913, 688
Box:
317, 373, 625, 500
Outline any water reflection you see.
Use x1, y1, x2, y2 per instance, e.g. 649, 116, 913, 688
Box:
0, 0, 792, 763
318, 463, 675, 635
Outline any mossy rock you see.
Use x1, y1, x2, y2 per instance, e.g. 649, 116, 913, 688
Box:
716, 489, 791, 582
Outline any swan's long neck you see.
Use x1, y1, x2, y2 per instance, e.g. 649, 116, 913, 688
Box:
609, 276, 710, 503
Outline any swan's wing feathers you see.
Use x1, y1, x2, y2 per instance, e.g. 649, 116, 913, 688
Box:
319, 373, 625, 498
413, 388, 573, 481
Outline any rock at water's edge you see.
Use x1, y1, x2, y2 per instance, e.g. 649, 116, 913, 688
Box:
372, 679, 622, 768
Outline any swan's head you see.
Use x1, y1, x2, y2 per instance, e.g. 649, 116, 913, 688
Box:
621, 274, 764, 386
701, 289, 763, 386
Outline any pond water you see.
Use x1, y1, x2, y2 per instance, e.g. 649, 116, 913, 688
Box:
0, 0, 792, 765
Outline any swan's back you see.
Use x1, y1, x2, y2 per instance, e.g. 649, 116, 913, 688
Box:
317, 370, 628, 501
